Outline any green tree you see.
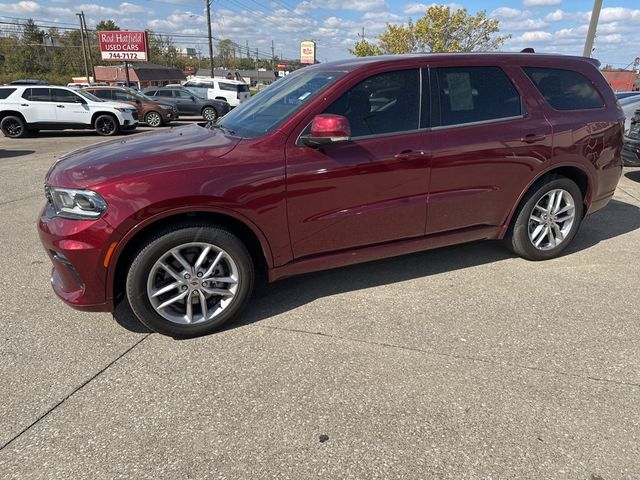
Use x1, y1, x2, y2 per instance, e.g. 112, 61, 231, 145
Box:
351, 6, 510, 56
95, 20, 120, 31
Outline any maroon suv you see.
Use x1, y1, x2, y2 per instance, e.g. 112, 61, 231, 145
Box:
38, 53, 624, 337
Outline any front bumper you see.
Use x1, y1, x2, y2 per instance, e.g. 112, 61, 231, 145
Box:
38, 203, 115, 312
622, 135, 640, 167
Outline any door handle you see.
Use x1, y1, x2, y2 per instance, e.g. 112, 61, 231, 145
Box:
521, 133, 546, 143
394, 150, 426, 160
20, 103, 29, 107
56, 105, 65, 108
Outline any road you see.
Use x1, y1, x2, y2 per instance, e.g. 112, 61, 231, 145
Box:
1, 123, 639, 479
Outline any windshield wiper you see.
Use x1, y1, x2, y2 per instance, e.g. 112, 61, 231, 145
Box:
209, 123, 236, 136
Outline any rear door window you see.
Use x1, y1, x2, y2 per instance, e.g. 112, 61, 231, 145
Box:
0, 88, 16, 99
92, 90, 113, 100
23, 88, 51, 102
433, 66, 522, 127
523, 67, 604, 110
218, 82, 238, 92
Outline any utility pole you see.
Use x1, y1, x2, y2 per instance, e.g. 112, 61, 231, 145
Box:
80, 12, 95, 82
205, 0, 214, 77
583, 0, 603, 58
246, 40, 249, 59
271, 40, 275, 71
255, 48, 260, 84
76, 12, 90, 82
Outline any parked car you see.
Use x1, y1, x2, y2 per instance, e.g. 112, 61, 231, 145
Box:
619, 95, 640, 133
142, 86, 230, 121
38, 53, 624, 337
85, 86, 178, 127
0, 85, 138, 138
182, 77, 251, 107
622, 108, 640, 166
615, 91, 640, 101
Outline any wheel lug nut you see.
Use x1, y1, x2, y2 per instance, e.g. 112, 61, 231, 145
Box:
184, 274, 190, 279
181, 285, 187, 291
197, 272, 203, 277
192, 290, 198, 295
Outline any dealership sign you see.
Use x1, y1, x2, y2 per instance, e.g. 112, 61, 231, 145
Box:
300, 40, 316, 65
98, 31, 149, 62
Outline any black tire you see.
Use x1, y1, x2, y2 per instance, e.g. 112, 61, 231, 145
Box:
202, 106, 218, 122
94, 114, 119, 136
144, 111, 163, 127
0, 115, 28, 138
126, 224, 254, 337
505, 177, 584, 260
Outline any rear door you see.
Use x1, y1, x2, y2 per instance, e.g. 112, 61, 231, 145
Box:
426, 63, 553, 235
19, 88, 56, 123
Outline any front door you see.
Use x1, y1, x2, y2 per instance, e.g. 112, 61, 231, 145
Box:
51, 88, 91, 126
285, 69, 432, 259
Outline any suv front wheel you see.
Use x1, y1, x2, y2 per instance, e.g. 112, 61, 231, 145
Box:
94, 114, 119, 136
506, 177, 584, 260
202, 106, 218, 122
126, 224, 255, 337
0, 115, 28, 138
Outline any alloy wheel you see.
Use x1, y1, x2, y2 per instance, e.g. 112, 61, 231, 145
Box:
528, 188, 576, 251
146, 242, 239, 325
145, 111, 162, 127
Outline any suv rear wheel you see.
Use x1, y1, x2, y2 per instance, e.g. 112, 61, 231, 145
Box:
1, 115, 27, 138
202, 106, 218, 122
94, 114, 119, 136
506, 177, 584, 260
126, 225, 255, 337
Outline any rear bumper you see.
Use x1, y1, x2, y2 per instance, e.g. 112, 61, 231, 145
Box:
622, 135, 640, 167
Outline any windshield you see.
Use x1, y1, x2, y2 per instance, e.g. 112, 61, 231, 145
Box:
75, 89, 102, 102
218, 69, 345, 138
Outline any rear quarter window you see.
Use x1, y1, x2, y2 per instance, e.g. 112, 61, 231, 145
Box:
523, 67, 604, 111
218, 82, 238, 92
0, 88, 16, 99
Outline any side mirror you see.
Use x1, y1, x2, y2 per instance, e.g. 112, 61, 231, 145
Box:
301, 114, 351, 147
191, 97, 197, 102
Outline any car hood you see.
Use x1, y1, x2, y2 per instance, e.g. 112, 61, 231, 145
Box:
46, 124, 241, 189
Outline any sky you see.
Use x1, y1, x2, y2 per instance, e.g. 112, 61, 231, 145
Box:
0, 0, 639, 68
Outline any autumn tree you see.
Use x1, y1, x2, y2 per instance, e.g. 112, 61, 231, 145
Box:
352, 6, 510, 56
95, 20, 120, 31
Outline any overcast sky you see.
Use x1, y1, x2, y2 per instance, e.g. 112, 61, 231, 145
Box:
1, 0, 639, 67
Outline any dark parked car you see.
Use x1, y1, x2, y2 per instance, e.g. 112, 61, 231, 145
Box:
622, 107, 640, 166
141, 86, 230, 121
39, 53, 624, 337
85, 86, 178, 127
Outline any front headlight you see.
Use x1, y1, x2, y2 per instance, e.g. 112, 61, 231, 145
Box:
45, 186, 107, 219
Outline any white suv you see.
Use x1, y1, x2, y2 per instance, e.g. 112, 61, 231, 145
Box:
182, 77, 251, 107
0, 85, 138, 138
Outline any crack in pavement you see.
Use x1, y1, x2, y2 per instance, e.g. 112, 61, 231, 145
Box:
0, 334, 151, 452
256, 324, 640, 390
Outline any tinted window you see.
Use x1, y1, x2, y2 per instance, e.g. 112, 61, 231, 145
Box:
186, 79, 213, 88
92, 90, 113, 100
218, 82, 238, 92
23, 88, 51, 102
0, 88, 16, 99
145, 90, 158, 96
157, 90, 173, 97
434, 66, 521, 127
324, 69, 420, 137
176, 90, 193, 98
524, 67, 604, 110
52, 89, 80, 103
113, 91, 134, 101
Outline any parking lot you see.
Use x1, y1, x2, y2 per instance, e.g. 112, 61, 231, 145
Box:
0, 122, 639, 479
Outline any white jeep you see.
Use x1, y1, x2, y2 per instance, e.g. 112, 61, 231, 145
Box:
0, 85, 138, 138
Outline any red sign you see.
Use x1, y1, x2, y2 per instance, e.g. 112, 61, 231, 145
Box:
98, 31, 149, 62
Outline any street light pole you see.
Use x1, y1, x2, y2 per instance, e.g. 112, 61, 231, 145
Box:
583, 0, 603, 58
206, 0, 214, 77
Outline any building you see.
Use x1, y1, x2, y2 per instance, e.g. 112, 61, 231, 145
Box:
601, 70, 639, 92
94, 63, 186, 89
